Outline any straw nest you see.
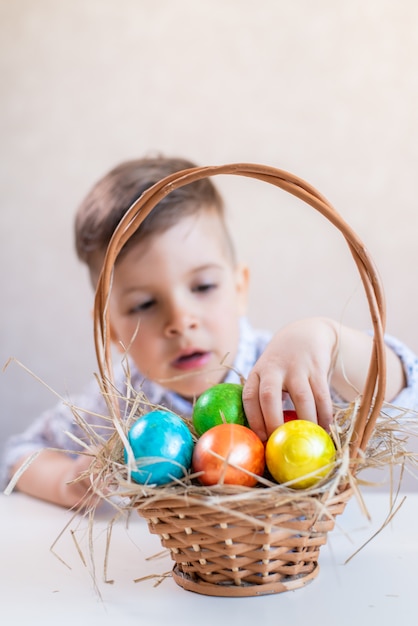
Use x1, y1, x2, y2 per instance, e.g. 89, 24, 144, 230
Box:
76, 369, 418, 509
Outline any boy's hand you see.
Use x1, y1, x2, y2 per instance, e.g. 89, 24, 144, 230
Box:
59, 450, 102, 508
242, 318, 337, 441
12, 448, 103, 509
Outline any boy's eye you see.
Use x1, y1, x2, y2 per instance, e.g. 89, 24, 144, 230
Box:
193, 283, 217, 294
129, 299, 155, 314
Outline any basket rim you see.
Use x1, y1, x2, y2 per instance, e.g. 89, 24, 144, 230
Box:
171, 563, 320, 597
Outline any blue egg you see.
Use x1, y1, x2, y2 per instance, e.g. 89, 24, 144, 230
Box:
124, 409, 194, 485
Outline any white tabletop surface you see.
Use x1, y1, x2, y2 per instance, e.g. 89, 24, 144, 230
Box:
1, 490, 417, 625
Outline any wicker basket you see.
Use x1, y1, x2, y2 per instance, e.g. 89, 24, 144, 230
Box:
93, 163, 386, 597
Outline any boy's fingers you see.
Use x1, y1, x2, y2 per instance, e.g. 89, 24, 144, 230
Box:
243, 370, 334, 440
242, 374, 267, 441
283, 380, 318, 425
288, 378, 333, 431
242, 373, 284, 441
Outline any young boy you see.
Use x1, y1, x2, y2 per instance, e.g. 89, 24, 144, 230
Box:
2, 156, 417, 508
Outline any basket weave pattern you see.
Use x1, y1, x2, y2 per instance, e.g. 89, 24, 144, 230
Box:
93, 164, 386, 596
138, 487, 352, 595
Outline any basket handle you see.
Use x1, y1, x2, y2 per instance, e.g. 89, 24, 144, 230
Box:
93, 163, 386, 455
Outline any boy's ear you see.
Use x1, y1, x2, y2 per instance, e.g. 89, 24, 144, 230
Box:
235, 263, 250, 315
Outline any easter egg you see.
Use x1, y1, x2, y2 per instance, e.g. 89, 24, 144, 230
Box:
192, 423, 265, 487
283, 410, 298, 422
192, 383, 248, 436
124, 409, 194, 485
265, 420, 336, 489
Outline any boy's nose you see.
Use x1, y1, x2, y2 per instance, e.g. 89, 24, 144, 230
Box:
164, 304, 198, 337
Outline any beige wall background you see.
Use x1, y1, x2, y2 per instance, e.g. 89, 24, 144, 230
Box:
1, 1, 418, 488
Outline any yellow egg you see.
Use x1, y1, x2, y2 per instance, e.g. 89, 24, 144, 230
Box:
265, 419, 336, 489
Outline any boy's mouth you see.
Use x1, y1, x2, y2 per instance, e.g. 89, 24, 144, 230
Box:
172, 350, 211, 371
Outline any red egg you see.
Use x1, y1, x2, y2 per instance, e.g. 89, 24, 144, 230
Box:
283, 410, 298, 422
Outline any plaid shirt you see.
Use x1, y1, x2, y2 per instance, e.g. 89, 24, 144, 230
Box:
2, 317, 418, 489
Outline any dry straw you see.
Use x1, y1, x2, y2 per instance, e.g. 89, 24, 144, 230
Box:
79, 163, 416, 596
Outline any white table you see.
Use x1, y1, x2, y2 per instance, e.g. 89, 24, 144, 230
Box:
1, 491, 417, 625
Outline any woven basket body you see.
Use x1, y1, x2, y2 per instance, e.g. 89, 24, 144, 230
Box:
137, 486, 353, 596
93, 164, 386, 596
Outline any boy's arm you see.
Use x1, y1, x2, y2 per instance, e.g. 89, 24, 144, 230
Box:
243, 317, 405, 441
11, 450, 95, 509
330, 321, 405, 404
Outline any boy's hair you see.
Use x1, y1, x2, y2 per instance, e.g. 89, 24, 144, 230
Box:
74, 156, 230, 278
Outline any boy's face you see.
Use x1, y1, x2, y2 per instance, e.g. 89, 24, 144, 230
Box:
108, 209, 249, 399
